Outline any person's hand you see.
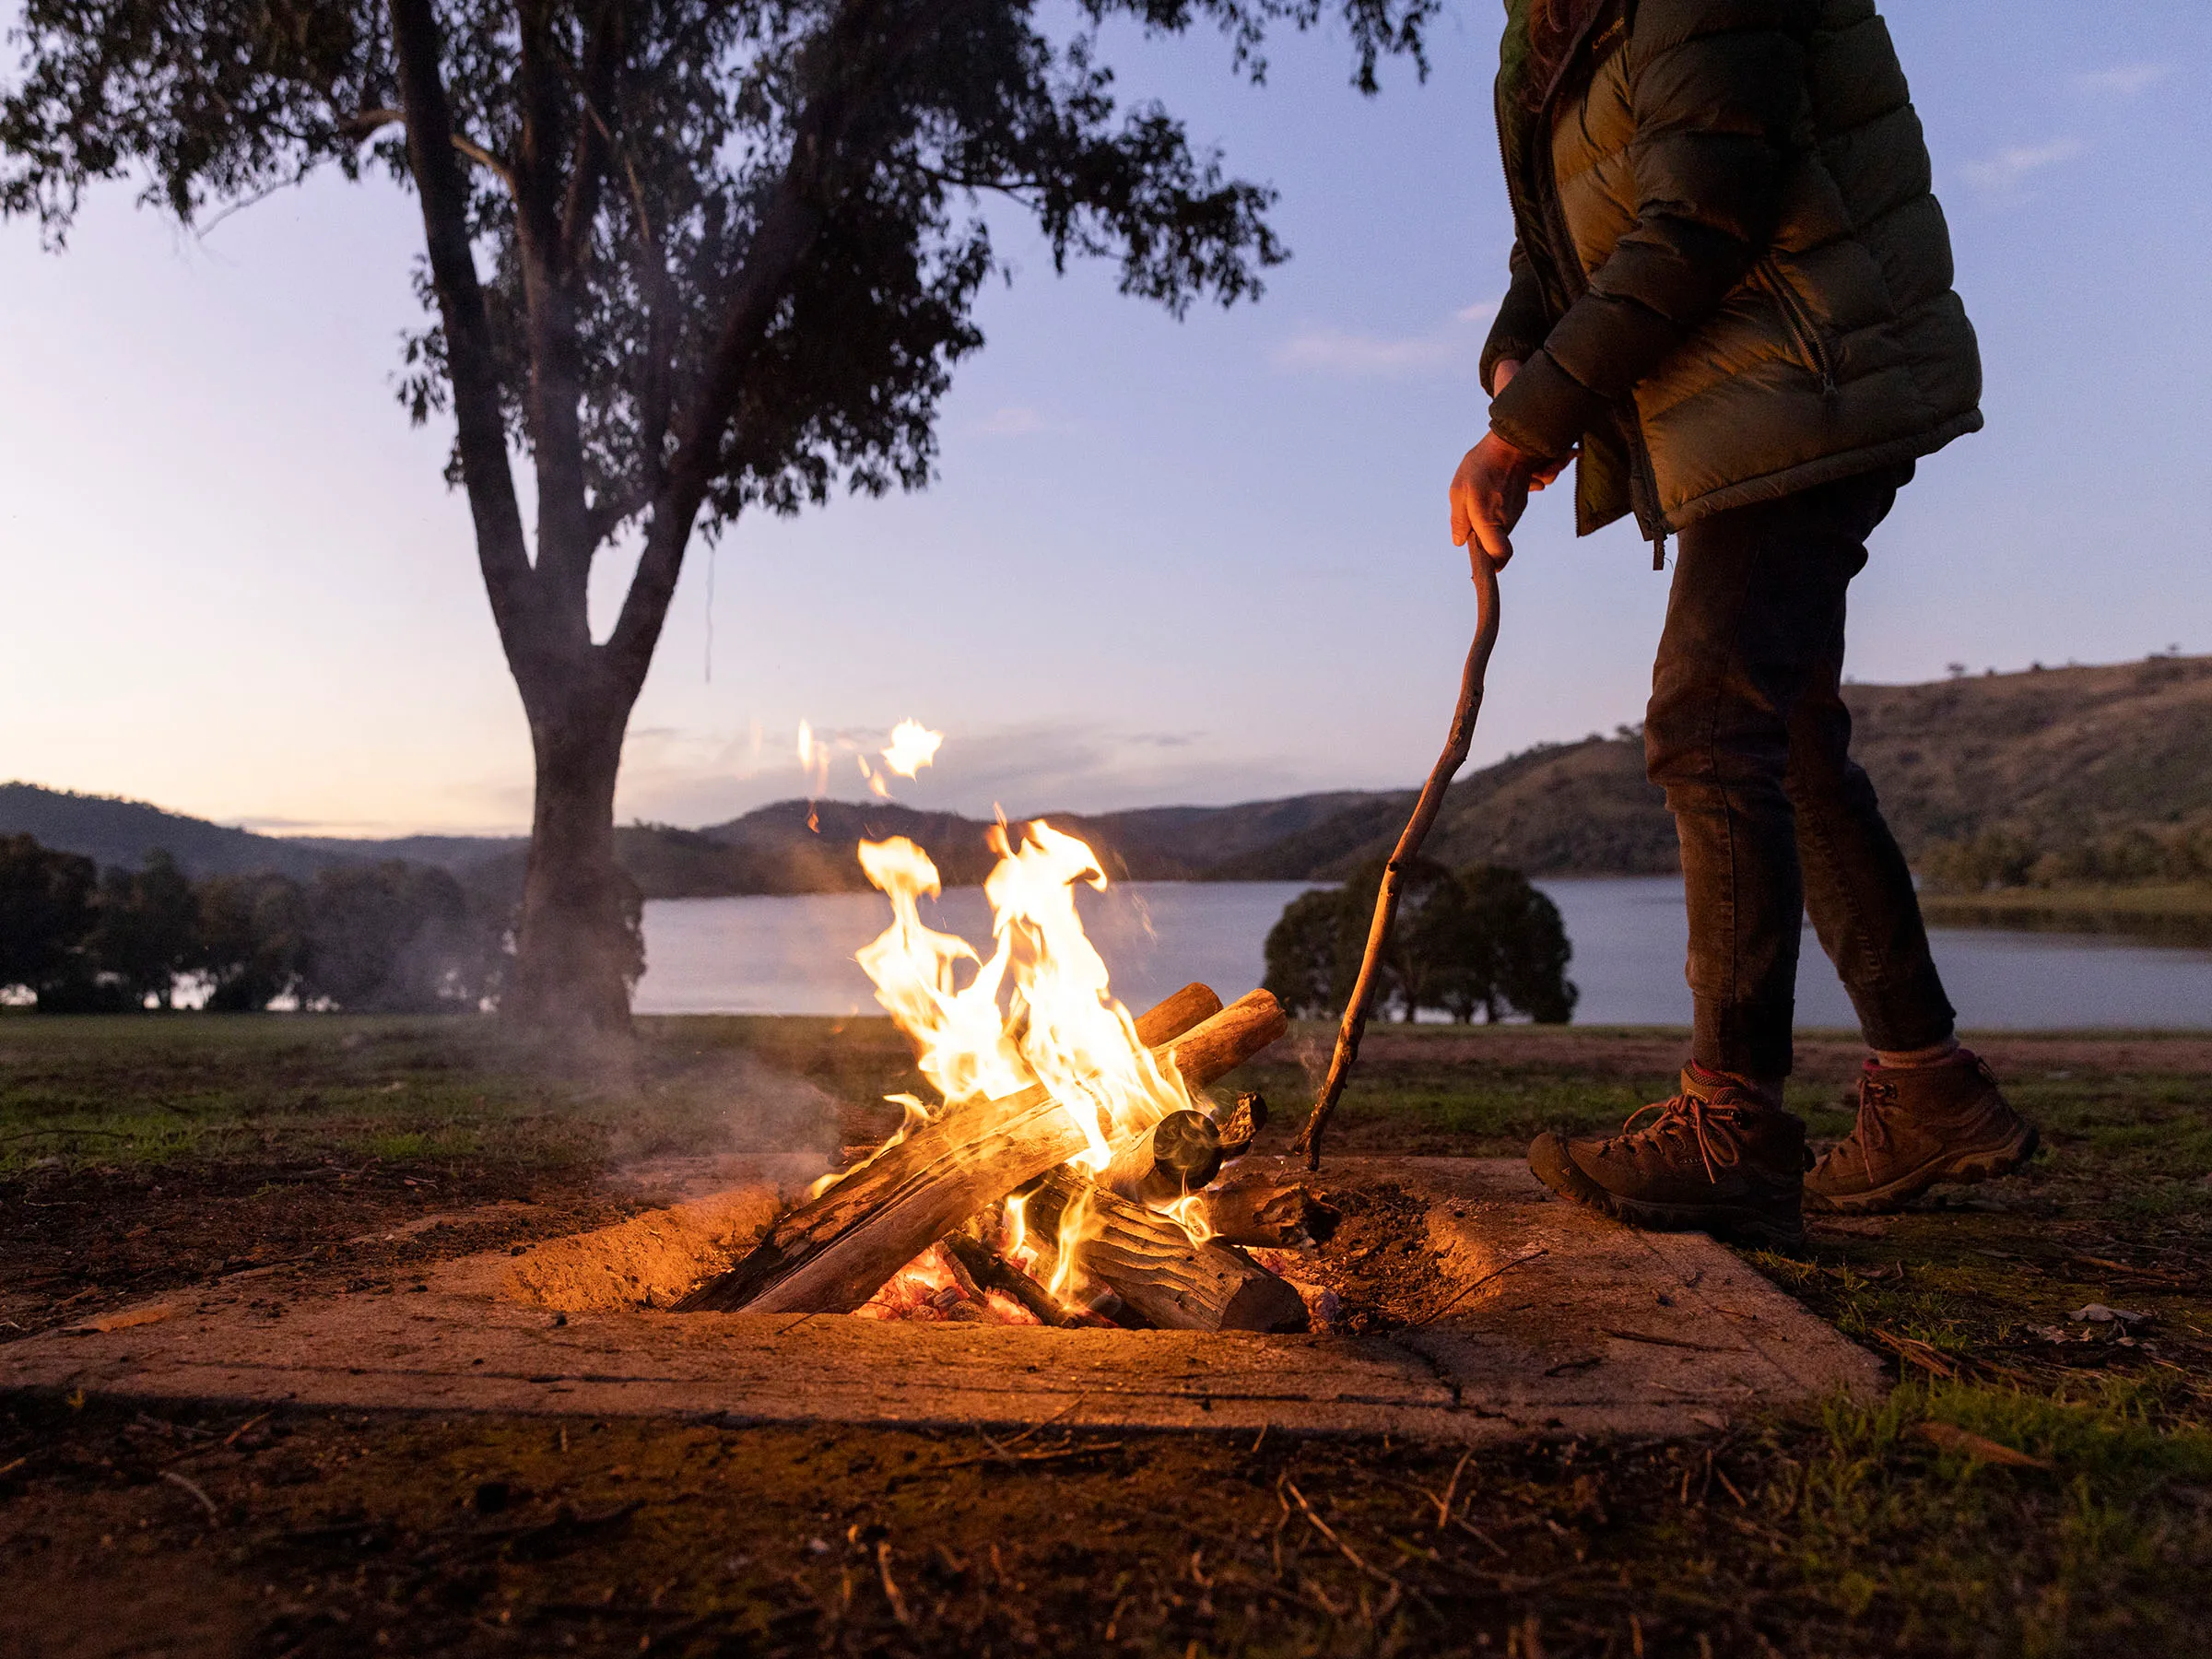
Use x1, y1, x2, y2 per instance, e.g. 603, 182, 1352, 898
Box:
1453, 357, 1571, 568
1451, 430, 1537, 568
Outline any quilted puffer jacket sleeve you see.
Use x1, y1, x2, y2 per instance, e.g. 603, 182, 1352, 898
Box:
1489, 0, 1809, 460
1480, 241, 1552, 397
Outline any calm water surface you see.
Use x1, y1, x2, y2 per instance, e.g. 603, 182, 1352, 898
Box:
635, 877, 2212, 1030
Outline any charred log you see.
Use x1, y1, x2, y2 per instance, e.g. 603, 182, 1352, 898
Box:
1028, 1169, 1307, 1333
1098, 1109, 1222, 1206
940, 1230, 1081, 1329
676, 983, 1283, 1315
1199, 1171, 1339, 1249
1206, 1090, 1268, 1159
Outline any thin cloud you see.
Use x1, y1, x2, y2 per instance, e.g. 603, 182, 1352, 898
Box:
612, 719, 1321, 826
1274, 301, 1498, 379
971, 405, 1056, 437
2074, 63, 2171, 97
1961, 137, 2085, 199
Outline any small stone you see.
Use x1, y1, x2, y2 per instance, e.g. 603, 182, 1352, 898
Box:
2069, 1303, 2150, 1325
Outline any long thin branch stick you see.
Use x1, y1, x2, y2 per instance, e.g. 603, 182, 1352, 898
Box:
1294, 551, 1501, 1170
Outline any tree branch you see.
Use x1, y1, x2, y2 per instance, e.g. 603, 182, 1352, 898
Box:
512, 3, 596, 627
557, 1, 624, 280
602, 0, 952, 694
345, 108, 516, 196
382, 0, 536, 661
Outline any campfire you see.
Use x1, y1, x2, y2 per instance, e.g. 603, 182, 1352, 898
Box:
677, 819, 1328, 1332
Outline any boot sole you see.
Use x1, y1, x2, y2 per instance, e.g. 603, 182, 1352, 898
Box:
1528, 1135, 1806, 1253
1805, 1119, 2041, 1216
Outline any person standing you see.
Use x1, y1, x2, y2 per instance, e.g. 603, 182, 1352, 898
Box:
1451, 0, 2038, 1248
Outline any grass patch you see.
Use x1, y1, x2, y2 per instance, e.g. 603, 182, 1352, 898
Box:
4, 1012, 2211, 1653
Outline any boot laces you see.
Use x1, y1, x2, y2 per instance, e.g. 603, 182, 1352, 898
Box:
1850, 1076, 1901, 1174
1612, 1092, 1749, 1183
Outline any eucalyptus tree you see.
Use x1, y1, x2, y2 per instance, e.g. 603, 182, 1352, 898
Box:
1, 1, 1430, 1034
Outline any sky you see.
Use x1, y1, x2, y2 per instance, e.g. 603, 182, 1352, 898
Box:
3, 2, 2207, 838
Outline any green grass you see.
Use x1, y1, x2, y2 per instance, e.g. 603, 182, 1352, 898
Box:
0, 1011, 935, 1176
5, 1012, 2212, 1653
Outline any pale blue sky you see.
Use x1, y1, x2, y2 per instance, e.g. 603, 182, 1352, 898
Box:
3, 2, 2206, 836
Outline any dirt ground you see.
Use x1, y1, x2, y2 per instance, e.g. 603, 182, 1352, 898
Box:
6, 1014, 2212, 1655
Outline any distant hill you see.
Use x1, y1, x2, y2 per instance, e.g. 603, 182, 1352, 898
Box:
1836, 653, 2212, 848
0, 783, 522, 882
11, 652, 2206, 897
1221, 652, 2212, 883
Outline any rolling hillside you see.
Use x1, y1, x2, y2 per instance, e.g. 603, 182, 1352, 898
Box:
1227, 653, 2212, 883
0, 784, 522, 881
9, 652, 2206, 896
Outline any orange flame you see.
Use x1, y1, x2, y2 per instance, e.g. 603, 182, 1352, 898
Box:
881, 719, 945, 778
849, 815, 1210, 1317
857, 821, 1192, 1167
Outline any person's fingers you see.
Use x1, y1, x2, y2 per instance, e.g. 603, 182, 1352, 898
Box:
1470, 508, 1513, 570
1449, 449, 1481, 547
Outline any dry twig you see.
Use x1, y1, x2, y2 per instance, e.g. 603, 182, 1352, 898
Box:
159, 1468, 220, 1526
1296, 551, 1500, 1169
1414, 1248, 1549, 1326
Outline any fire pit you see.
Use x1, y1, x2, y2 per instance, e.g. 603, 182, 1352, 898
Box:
668, 823, 1323, 1335
2, 823, 1883, 1440
3, 1147, 1879, 1441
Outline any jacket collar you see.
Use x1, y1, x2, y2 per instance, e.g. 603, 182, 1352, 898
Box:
1534, 0, 1619, 117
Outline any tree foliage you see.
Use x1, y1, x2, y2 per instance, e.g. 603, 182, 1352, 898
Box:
1263, 860, 1579, 1026
0, 0, 1438, 1032
0, 835, 522, 1012
0, 833, 97, 994
88, 851, 200, 1007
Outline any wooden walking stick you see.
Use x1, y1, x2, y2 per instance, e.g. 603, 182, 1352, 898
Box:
1293, 548, 1502, 1170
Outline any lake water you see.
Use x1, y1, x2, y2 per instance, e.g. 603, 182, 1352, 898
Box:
634, 877, 2212, 1030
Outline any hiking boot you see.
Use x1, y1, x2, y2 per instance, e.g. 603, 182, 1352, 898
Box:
1527, 1067, 1808, 1250
1805, 1048, 2039, 1214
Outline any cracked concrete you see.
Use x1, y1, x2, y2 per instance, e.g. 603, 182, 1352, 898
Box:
0, 1158, 1878, 1441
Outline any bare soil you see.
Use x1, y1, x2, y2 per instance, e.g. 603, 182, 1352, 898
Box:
6, 1014, 2212, 1654
1265, 1177, 1438, 1334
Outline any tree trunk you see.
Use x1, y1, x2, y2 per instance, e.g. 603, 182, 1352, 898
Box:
502, 687, 636, 1037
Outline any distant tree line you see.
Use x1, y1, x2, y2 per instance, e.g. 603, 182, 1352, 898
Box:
0, 835, 582, 1013
1264, 858, 1577, 1025
1920, 824, 2212, 894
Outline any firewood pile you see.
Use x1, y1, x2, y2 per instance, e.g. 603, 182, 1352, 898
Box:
676, 982, 1335, 1332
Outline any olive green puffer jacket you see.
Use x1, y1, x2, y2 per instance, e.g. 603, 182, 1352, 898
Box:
1480, 0, 1982, 544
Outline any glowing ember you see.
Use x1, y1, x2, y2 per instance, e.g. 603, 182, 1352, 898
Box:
793, 716, 944, 803
853, 1244, 1040, 1324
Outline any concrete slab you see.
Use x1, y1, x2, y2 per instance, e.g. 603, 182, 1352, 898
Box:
0, 1158, 1879, 1442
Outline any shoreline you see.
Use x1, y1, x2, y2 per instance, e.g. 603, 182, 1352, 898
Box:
1921, 883, 2212, 949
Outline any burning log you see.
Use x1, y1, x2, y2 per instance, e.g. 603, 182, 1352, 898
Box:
1197, 1170, 1339, 1249
1098, 1109, 1222, 1206
941, 1229, 1088, 1329
1206, 1090, 1267, 1159
1026, 1166, 1309, 1332
677, 984, 1282, 1315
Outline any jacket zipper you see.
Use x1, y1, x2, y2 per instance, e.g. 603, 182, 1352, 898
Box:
1527, 0, 1671, 564
1759, 257, 1839, 394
